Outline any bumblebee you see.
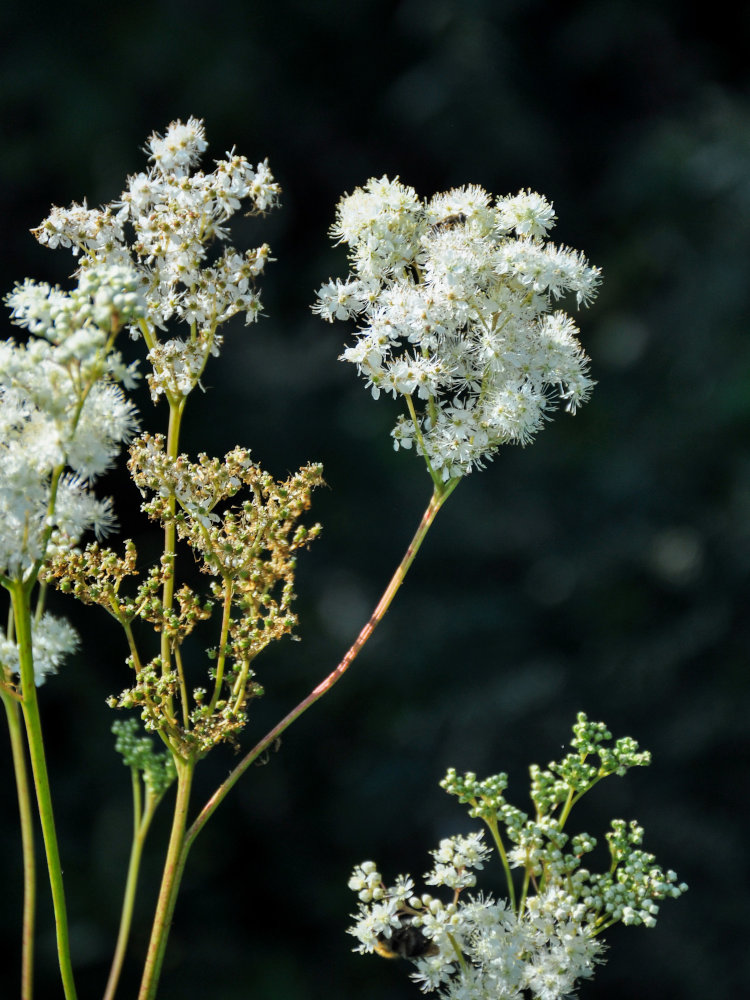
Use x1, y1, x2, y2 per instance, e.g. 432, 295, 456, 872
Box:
374, 913, 439, 961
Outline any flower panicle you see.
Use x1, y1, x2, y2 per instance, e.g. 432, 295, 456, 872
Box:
314, 178, 601, 483
31, 118, 281, 404
349, 716, 686, 1000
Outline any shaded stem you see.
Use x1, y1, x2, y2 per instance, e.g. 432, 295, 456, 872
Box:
11, 579, 78, 1000
136, 757, 194, 1000
184, 478, 459, 853
1, 684, 36, 1000
102, 771, 161, 1000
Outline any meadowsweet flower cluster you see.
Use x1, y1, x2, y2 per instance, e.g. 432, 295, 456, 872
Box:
1, 262, 142, 692
42, 434, 324, 753
348, 715, 686, 1000
315, 178, 600, 481
1, 265, 142, 578
32, 116, 280, 403
0, 614, 79, 686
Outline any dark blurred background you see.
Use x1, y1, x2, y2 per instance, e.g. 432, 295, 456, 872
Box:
1, 1, 748, 998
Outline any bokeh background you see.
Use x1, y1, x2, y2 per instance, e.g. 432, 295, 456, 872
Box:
1, 1, 748, 998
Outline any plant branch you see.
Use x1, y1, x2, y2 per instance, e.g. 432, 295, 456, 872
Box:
184, 478, 459, 852
136, 756, 194, 1000
1, 684, 36, 1000
12, 579, 78, 1000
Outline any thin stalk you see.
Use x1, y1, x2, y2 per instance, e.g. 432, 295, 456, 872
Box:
138, 479, 458, 999
207, 580, 234, 714
483, 814, 517, 913
136, 756, 194, 1000
184, 478, 459, 853
11, 580, 78, 1000
1, 685, 36, 1000
102, 771, 162, 1000
160, 397, 184, 706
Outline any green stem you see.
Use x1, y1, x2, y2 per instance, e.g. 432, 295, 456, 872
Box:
1, 684, 36, 1000
184, 479, 459, 853
160, 397, 184, 699
102, 771, 161, 1000
207, 581, 234, 714
483, 814, 517, 913
137, 756, 194, 1000
11, 579, 78, 1000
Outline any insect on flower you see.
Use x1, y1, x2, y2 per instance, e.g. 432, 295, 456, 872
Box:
374, 912, 439, 960
429, 212, 467, 234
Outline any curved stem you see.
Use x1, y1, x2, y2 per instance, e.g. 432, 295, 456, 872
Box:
184, 479, 459, 853
137, 756, 194, 1000
1, 685, 36, 1000
11, 579, 78, 1000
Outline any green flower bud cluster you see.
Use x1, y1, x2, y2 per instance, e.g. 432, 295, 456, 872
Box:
112, 718, 176, 797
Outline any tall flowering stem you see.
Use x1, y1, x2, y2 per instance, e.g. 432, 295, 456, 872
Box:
0, 682, 36, 1000
132, 478, 457, 1000
103, 722, 175, 1000
126, 467, 454, 1000
137, 757, 194, 1000
10, 579, 78, 1000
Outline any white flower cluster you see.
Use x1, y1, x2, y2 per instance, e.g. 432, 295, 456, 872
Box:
348, 849, 603, 1000
0, 613, 79, 686
32, 117, 280, 401
350, 719, 687, 1000
1, 264, 142, 579
314, 178, 600, 481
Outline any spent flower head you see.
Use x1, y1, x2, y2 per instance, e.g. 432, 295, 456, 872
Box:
314, 179, 600, 482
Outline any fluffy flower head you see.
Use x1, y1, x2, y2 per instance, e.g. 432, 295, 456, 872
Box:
315, 180, 600, 481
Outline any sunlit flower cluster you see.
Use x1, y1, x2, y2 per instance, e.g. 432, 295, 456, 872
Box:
348, 856, 604, 1000
1, 264, 142, 581
32, 117, 280, 401
315, 178, 600, 481
348, 716, 687, 1000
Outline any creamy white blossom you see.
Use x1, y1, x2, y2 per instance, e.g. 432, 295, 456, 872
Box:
350, 718, 687, 1000
1, 265, 141, 578
0, 613, 79, 686
33, 118, 280, 403
315, 179, 600, 480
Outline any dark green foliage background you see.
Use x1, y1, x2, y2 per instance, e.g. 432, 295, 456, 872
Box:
1, 1, 748, 997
